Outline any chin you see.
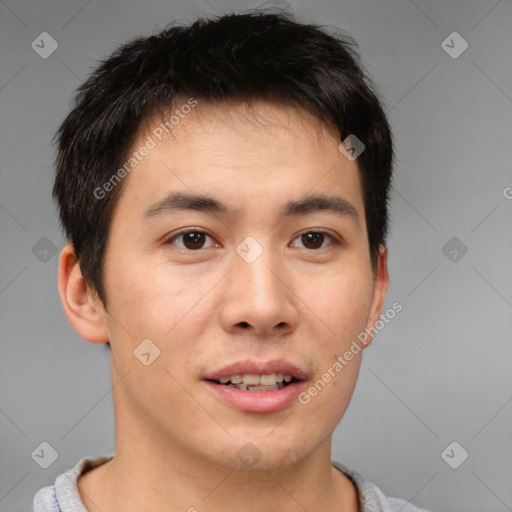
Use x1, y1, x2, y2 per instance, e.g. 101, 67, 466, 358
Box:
199, 431, 319, 472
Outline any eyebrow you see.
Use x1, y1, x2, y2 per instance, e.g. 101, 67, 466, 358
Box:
143, 191, 360, 226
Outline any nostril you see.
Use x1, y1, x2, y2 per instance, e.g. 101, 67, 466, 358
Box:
238, 322, 250, 328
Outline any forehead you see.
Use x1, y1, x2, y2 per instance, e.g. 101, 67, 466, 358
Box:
111, 99, 365, 225
141, 98, 338, 145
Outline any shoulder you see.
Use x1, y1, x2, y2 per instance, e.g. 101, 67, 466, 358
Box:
332, 461, 431, 512
33, 454, 114, 512
33, 484, 59, 512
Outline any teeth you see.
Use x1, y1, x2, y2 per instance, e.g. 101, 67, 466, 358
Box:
243, 374, 260, 386
246, 384, 280, 392
259, 373, 277, 385
225, 382, 284, 392
216, 373, 295, 385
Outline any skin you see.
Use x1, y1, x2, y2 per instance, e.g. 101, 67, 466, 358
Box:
59, 99, 389, 512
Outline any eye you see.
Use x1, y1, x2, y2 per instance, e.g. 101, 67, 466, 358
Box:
164, 228, 339, 252
290, 230, 339, 250
165, 229, 218, 251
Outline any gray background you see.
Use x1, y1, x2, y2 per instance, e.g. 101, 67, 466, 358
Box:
1, 0, 511, 511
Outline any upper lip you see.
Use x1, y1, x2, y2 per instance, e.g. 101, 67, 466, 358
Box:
203, 359, 308, 381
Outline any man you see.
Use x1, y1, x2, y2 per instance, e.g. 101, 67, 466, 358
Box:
33, 10, 430, 512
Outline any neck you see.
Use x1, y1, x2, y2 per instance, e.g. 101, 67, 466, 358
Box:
78, 432, 359, 512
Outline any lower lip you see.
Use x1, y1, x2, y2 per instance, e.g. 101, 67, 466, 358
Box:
203, 380, 307, 413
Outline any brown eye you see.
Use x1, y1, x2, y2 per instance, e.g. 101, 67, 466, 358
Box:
302, 232, 324, 249
290, 230, 338, 250
182, 231, 206, 250
166, 230, 216, 250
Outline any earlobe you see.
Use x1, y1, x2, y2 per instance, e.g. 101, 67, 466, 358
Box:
362, 244, 390, 348
57, 243, 109, 344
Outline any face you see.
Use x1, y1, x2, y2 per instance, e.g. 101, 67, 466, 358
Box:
96, 99, 388, 471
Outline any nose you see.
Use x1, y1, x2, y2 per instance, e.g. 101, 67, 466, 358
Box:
219, 242, 299, 338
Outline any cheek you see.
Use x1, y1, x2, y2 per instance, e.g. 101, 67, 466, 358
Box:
104, 255, 215, 370
104, 249, 189, 327
300, 266, 374, 342
103, 263, 212, 416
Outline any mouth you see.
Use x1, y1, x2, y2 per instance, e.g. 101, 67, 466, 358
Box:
205, 373, 301, 392
202, 360, 308, 413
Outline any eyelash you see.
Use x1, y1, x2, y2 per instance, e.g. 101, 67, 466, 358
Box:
164, 228, 340, 251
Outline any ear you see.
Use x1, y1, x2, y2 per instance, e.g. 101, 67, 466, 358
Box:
57, 243, 109, 344
362, 244, 390, 348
